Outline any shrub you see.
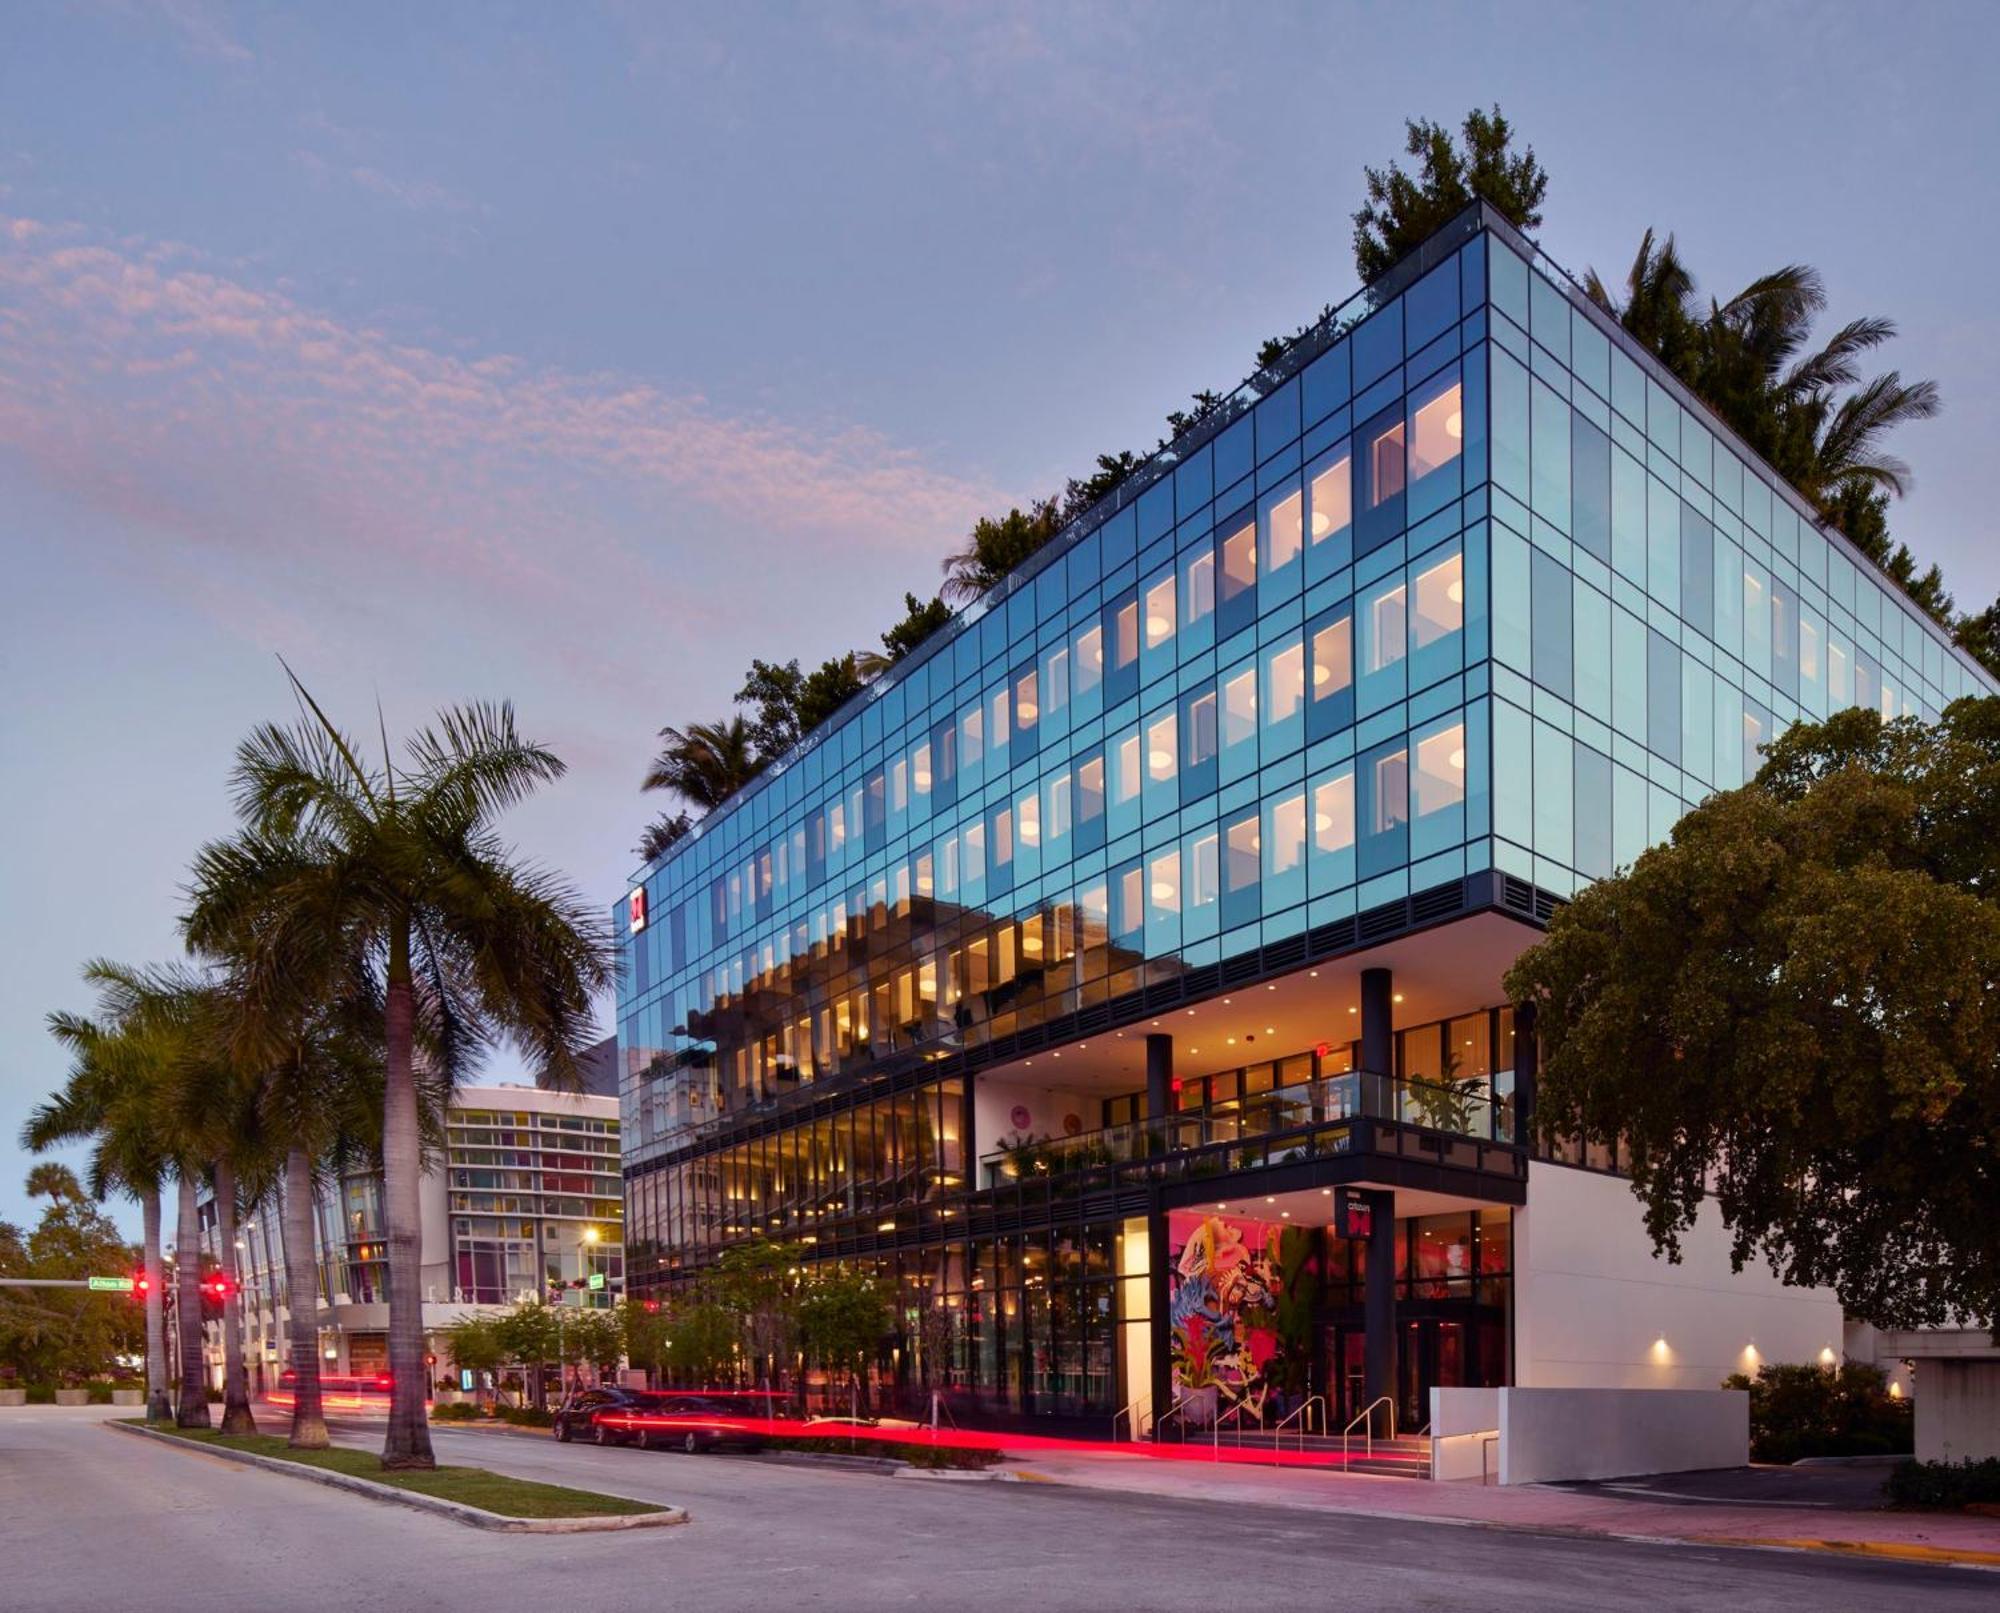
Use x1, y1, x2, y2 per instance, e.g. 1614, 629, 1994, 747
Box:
431, 1402, 481, 1421
1720, 1361, 1912, 1464
1884, 1458, 2000, 1509
762, 1435, 1001, 1470
24, 1385, 55, 1404
85, 1381, 114, 1404
498, 1406, 554, 1428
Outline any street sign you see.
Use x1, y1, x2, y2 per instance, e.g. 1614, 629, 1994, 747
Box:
87, 1275, 135, 1292
586, 1272, 606, 1291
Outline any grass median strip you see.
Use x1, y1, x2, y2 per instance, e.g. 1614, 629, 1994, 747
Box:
124, 1422, 667, 1520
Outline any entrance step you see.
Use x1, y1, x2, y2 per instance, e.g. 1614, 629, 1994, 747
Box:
1199, 1429, 1433, 1479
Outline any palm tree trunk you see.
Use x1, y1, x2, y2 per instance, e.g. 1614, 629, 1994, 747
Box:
141, 1187, 171, 1423
379, 931, 435, 1468
282, 1145, 329, 1448
174, 1172, 210, 1428
214, 1159, 256, 1436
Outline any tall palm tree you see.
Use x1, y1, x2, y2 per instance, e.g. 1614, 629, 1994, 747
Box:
25, 965, 174, 1422
642, 715, 762, 811
184, 675, 613, 1469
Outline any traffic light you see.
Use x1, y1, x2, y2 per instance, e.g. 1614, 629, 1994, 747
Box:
202, 1273, 233, 1302
642, 1299, 660, 1314
131, 1272, 150, 1299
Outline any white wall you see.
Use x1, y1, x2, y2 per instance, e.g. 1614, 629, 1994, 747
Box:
1429, 1387, 1502, 1481
1498, 1388, 1748, 1484
1918, 1361, 2000, 1463
972, 1074, 1094, 1160
1514, 1163, 1843, 1390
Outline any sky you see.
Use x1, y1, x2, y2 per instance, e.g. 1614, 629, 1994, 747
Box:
4, 0, 1998, 1237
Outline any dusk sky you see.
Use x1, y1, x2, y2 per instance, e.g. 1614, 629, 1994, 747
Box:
4, 1, 1997, 1236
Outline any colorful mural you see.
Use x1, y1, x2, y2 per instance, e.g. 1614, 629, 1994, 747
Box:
1167, 1212, 1285, 1425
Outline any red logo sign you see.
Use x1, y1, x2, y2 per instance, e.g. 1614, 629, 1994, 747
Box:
628, 887, 648, 934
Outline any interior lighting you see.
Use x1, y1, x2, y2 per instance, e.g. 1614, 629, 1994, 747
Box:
1145, 614, 1170, 638
1445, 410, 1462, 441
1449, 747, 1465, 771
1149, 747, 1173, 770
1311, 510, 1332, 538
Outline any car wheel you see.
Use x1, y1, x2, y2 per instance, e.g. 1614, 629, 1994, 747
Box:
593, 1421, 619, 1447
636, 1430, 658, 1452
682, 1431, 702, 1455
555, 1419, 572, 1442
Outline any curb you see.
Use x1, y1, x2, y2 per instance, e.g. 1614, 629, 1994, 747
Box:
1732, 1536, 2000, 1570
892, 1466, 1021, 1482
110, 1421, 689, 1533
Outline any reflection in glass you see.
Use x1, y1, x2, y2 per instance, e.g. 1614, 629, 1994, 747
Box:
1368, 585, 1408, 672
1413, 723, 1466, 816
1310, 453, 1351, 542
1368, 420, 1407, 507
1223, 668, 1257, 746
1410, 382, 1464, 481
1265, 489, 1303, 573
1313, 617, 1353, 701
1412, 554, 1464, 647
1314, 772, 1356, 852
1144, 575, 1176, 650
1371, 750, 1409, 833
1222, 523, 1257, 602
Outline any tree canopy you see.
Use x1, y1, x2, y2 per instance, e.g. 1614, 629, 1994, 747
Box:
1351, 105, 1548, 282
1504, 699, 2000, 1332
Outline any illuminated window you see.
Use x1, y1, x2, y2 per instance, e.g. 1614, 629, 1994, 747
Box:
1041, 646, 1070, 720
1146, 713, 1177, 782
1014, 669, 1039, 732
1313, 617, 1352, 702
1222, 522, 1256, 604
1075, 624, 1104, 697
1413, 723, 1466, 816
1115, 734, 1141, 802
1078, 756, 1105, 824
1144, 574, 1176, 650
1113, 600, 1140, 674
912, 741, 933, 797
1264, 640, 1305, 726
1185, 691, 1218, 767
1310, 452, 1351, 543
1264, 488, 1303, 573
1149, 850, 1181, 915
1223, 668, 1257, 745
1266, 792, 1306, 875
1314, 772, 1355, 852
1017, 791, 1040, 847
1184, 550, 1215, 626
1367, 585, 1408, 672
1189, 833, 1220, 907
1410, 381, 1464, 482
1368, 420, 1406, 507
1371, 750, 1409, 834
1225, 817, 1260, 892
1412, 554, 1463, 648
960, 703, 983, 768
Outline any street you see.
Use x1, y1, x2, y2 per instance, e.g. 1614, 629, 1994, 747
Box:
1, 1407, 1988, 1612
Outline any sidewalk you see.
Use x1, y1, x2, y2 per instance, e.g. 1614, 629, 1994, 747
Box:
997, 1446, 2000, 1568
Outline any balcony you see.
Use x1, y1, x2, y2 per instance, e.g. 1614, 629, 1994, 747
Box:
979, 1070, 1519, 1197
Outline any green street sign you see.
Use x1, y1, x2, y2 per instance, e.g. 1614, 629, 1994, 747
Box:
586, 1272, 606, 1291
88, 1276, 135, 1292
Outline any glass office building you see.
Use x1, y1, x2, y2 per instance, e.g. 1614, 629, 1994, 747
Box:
614, 204, 1992, 1437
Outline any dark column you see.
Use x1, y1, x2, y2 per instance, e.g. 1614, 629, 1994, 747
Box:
1513, 1002, 1539, 1147
1359, 968, 1394, 1076
1146, 1192, 1171, 1433
1145, 1034, 1173, 1139
1362, 1187, 1396, 1429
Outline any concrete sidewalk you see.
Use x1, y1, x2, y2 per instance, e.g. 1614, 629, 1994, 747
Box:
998, 1446, 2000, 1568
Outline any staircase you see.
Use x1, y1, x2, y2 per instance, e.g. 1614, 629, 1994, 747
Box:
1201, 1429, 1433, 1479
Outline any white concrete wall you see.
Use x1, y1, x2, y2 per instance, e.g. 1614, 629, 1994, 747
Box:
1918, 1361, 2000, 1463
1498, 1388, 1748, 1484
1514, 1163, 1843, 1390
1429, 1387, 1502, 1482
972, 1075, 1094, 1159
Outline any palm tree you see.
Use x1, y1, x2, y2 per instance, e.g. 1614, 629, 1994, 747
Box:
184, 675, 613, 1469
24, 970, 172, 1420
939, 501, 1061, 606
642, 715, 762, 810
1585, 233, 1940, 579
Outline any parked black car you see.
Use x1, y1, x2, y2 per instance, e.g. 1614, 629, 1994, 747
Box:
553, 1386, 671, 1446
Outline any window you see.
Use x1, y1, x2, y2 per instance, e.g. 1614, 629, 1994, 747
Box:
1369, 749, 1408, 835
1365, 583, 1407, 673
1314, 771, 1355, 853
1112, 599, 1140, 677
1077, 755, 1105, 826
1410, 380, 1463, 482
1312, 616, 1353, 703
1114, 733, 1141, 802
1183, 547, 1215, 629
1014, 669, 1039, 735
1266, 792, 1306, 876
1221, 522, 1256, 605
1074, 624, 1104, 698
1413, 722, 1466, 817
1366, 418, 1406, 507
1412, 553, 1463, 648
1144, 574, 1176, 651
1185, 691, 1218, 768
1223, 667, 1257, 746
1264, 487, 1303, 575
1146, 712, 1177, 783
1309, 451, 1351, 545
1148, 850, 1181, 915
1263, 638, 1305, 727
1188, 832, 1219, 909
1225, 817, 1260, 892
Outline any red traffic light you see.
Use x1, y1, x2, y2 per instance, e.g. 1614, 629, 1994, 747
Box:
132, 1273, 150, 1296
203, 1274, 234, 1300
642, 1300, 660, 1314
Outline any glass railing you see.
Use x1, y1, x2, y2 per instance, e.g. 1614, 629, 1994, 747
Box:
980, 1070, 1500, 1188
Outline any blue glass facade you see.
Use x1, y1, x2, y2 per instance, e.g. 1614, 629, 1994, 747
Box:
613, 207, 1992, 1427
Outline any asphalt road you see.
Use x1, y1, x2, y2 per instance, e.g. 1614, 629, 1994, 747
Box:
2, 1407, 1988, 1613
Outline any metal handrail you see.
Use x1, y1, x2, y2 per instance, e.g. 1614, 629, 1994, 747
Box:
1211, 1397, 1260, 1459
1151, 1393, 1200, 1444
1271, 1394, 1327, 1464
1110, 1392, 1151, 1443
1341, 1395, 1396, 1464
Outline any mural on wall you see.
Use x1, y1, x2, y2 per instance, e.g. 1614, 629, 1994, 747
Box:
1168, 1212, 1284, 1426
